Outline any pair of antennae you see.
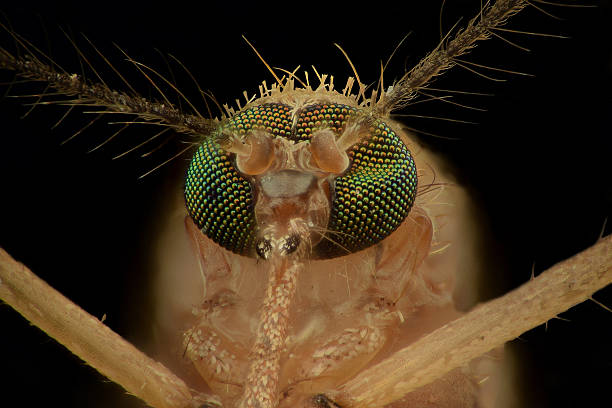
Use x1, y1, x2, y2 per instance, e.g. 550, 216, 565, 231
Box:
0, 0, 577, 180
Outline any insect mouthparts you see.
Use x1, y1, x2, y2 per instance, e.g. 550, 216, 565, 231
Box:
255, 233, 302, 260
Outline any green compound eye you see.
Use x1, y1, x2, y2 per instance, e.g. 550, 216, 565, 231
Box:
184, 103, 418, 258
184, 139, 257, 254
314, 118, 418, 257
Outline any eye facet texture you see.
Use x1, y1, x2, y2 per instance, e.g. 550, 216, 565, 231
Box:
316, 117, 418, 256
184, 102, 417, 258
184, 139, 257, 255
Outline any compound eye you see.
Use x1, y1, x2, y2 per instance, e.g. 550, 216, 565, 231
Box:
184, 137, 257, 256
314, 118, 418, 258
183, 104, 293, 257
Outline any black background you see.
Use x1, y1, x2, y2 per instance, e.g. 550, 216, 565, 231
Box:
0, 1, 611, 407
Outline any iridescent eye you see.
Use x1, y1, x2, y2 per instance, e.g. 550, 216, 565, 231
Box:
184, 137, 257, 255
184, 102, 418, 258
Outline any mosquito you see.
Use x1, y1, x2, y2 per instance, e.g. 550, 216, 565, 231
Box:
0, 1, 610, 408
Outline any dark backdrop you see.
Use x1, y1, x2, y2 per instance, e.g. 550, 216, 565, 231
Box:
0, 1, 610, 407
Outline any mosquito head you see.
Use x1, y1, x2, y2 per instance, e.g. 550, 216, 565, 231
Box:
184, 95, 418, 259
